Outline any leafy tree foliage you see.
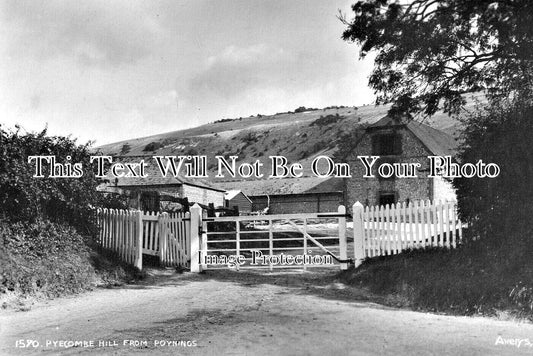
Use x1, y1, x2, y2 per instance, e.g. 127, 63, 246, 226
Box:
341, 0, 533, 117
0, 126, 125, 233
455, 98, 533, 246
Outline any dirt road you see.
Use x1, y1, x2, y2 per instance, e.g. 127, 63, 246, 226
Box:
1, 269, 533, 356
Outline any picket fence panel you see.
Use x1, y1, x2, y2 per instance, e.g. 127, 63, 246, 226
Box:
96, 208, 190, 270
354, 200, 463, 262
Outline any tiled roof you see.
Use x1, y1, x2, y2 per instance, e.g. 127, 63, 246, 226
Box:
106, 156, 222, 191
368, 116, 458, 156
211, 176, 344, 197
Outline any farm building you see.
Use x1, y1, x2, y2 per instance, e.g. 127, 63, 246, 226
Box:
344, 115, 458, 207
97, 156, 225, 212
213, 176, 345, 214
224, 190, 253, 214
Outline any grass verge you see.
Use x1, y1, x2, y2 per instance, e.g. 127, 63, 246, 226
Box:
0, 219, 144, 311
339, 243, 533, 321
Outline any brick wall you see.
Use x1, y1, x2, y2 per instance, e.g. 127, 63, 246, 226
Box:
345, 126, 445, 208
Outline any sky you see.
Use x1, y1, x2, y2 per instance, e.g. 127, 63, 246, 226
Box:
0, 0, 375, 145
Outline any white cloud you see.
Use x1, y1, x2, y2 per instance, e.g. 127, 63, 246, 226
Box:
1, 0, 163, 66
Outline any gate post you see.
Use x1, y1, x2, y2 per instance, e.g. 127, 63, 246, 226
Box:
134, 210, 143, 270
158, 212, 169, 266
353, 201, 365, 267
338, 205, 348, 270
201, 208, 208, 271
190, 204, 203, 273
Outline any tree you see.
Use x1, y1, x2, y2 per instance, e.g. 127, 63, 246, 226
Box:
341, 0, 533, 118
454, 97, 533, 246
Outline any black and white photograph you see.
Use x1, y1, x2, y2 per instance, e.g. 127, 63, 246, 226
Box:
1, 0, 533, 355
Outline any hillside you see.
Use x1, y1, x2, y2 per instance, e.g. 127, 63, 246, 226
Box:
96, 100, 476, 178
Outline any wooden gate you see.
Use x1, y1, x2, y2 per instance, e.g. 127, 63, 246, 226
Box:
190, 205, 351, 272
96, 208, 190, 270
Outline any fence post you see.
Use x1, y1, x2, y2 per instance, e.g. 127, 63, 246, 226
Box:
201, 208, 208, 270
158, 212, 168, 266
134, 210, 143, 270
190, 204, 203, 273
338, 205, 348, 270
353, 201, 365, 267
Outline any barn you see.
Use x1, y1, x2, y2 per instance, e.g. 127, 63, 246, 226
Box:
98, 156, 225, 212
224, 190, 253, 214
344, 115, 458, 207
213, 176, 345, 214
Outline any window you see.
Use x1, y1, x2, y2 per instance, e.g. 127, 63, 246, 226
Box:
372, 133, 402, 156
379, 192, 397, 207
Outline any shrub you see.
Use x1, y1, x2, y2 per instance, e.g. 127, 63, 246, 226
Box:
0, 126, 110, 234
119, 143, 131, 155
454, 98, 533, 248
143, 141, 162, 152
309, 114, 345, 127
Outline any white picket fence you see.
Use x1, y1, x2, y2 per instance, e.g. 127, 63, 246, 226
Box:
353, 200, 463, 265
96, 208, 190, 270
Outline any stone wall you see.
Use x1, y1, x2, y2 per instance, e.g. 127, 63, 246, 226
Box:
345, 126, 447, 208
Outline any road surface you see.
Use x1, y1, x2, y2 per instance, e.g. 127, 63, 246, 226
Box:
1, 269, 533, 355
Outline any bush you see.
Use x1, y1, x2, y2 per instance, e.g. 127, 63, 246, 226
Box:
0, 126, 109, 234
143, 141, 162, 152
0, 219, 93, 296
309, 114, 344, 127
454, 98, 533, 248
0, 219, 141, 302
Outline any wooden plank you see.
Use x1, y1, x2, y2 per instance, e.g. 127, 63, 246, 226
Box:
395, 203, 401, 253
269, 218, 274, 272
236, 221, 240, 271
414, 200, 420, 248
431, 201, 438, 247
451, 204, 457, 248
207, 211, 344, 222
445, 201, 451, 248
439, 201, 445, 247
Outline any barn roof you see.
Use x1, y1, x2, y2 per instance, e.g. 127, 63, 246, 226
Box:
368, 116, 458, 156
212, 176, 343, 197
105, 156, 223, 192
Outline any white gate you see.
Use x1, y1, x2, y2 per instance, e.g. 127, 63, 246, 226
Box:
189, 205, 350, 272
96, 209, 191, 270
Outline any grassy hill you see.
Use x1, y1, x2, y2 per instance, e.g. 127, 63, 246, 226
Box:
97, 100, 476, 176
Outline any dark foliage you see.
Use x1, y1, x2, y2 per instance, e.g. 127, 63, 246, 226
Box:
454, 98, 533, 247
341, 0, 533, 118
309, 114, 345, 127
0, 126, 115, 234
0, 219, 141, 300
341, 243, 533, 319
143, 141, 163, 152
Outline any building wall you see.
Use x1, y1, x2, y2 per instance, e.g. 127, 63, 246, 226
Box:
226, 193, 253, 213
433, 176, 457, 202
346, 126, 445, 208
252, 193, 343, 214
122, 184, 224, 210
182, 184, 225, 207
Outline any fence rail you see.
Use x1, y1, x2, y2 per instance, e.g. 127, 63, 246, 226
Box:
198, 206, 348, 272
353, 200, 463, 265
